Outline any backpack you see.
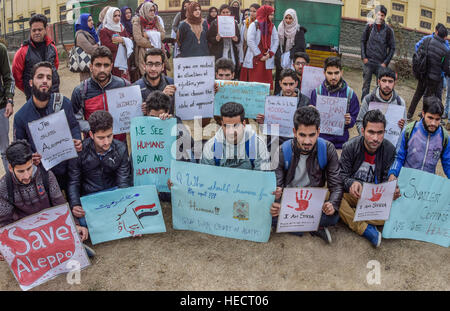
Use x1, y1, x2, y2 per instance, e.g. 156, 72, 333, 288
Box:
404, 121, 449, 156
412, 36, 432, 80
5, 165, 50, 206
316, 84, 354, 112
213, 135, 256, 169
52, 93, 64, 113
281, 138, 328, 172
365, 92, 402, 106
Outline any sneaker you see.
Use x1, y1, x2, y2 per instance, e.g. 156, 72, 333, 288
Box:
83, 243, 96, 258
289, 231, 304, 237
310, 227, 332, 244
362, 224, 381, 248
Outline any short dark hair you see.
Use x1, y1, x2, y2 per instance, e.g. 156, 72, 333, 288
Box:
89, 110, 113, 134
324, 56, 342, 71
423, 96, 444, 116
362, 109, 386, 129
31, 61, 53, 79
249, 3, 260, 10
279, 68, 298, 82
6, 140, 33, 168
215, 57, 235, 74
144, 48, 166, 64
293, 52, 310, 64
29, 14, 48, 28
375, 5, 387, 16
219, 4, 231, 14
220, 102, 245, 121
436, 23, 448, 39
91, 46, 113, 64
293, 106, 321, 130
377, 66, 396, 81
145, 91, 171, 114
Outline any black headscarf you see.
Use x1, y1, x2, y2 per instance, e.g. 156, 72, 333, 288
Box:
207, 7, 218, 25
181, 0, 191, 21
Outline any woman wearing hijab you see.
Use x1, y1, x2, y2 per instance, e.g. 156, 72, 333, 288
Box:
96, 5, 110, 44
229, 0, 242, 25
274, 8, 307, 94
99, 7, 132, 80
241, 5, 278, 89
132, 1, 166, 77
75, 13, 100, 82
207, 7, 218, 29
120, 6, 134, 38
172, 0, 191, 36
177, 1, 209, 58
239, 3, 260, 69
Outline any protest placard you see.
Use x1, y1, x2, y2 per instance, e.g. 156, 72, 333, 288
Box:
171, 160, 276, 243
130, 116, 177, 192
300, 66, 325, 98
263, 96, 297, 137
81, 186, 166, 245
214, 80, 270, 119
382, 168, 450, 247
353, 180, 397, 222
106, 85, 143, 135
27, 110, 78, 171
316, 94, 347, 136
276, 188, 327, 233
174, 56, 215, 120
217, 16, 236, 37
0, 204, 90, 291
369, 102, 405, 146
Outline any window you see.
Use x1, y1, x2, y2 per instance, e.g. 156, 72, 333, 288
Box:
198, 0, 210, 5
59, 5, 66, 21
18, 16, 24, 30
8, 19, 13, 33
169, 0, 180, 7
361, 9, 371, 18
447, 16, 450, 24
392, 3, 405, 12
30, 12, 36, 17
420, 21, 432, 30
391, 15, 404, 24
361, 0, 369, 4
44, 8, 51, 23
421, 9, 432, 19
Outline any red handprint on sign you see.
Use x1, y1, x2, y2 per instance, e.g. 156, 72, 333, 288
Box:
288, 190, 312, 211
369, 186, 385, 202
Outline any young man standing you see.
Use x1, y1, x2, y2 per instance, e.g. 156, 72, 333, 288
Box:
292, 51, 310, 90
271, 106, 343, 243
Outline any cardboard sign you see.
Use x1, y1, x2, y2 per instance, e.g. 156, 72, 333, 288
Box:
130, 116, 177, 192
369, 102, 405, 147
106, 85, 143, 135
174, 56, 215, 120
300, 66, 325, 99
80, 186, 166, 245
0, 204, 90, 291
382, 168, 450, 247
316, 95, 347, 136
276, 188, 327, 233
27, 110, 78, 170
263, 96, 298, 138
214, 80, 270, 119
171, 160, 276, 243
217, 16, 236, 37
353, 180, 397, 221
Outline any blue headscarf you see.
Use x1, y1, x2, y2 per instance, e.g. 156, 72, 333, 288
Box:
75, 13, 99, 43
121, 6, 133, 36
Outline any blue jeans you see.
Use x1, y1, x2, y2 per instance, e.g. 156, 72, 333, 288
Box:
78, 217, 87, 228
445, 76, 450, 118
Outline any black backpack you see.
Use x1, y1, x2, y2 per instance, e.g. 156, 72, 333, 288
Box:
5, 165, 50, 206
412, 36, 432, 80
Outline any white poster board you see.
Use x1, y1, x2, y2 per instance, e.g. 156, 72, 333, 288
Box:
263, 96, 298, 137
106, 85, 143, 135
28, 110, 78, 170
300, 66, 325, 99
316, 94, 347, 136
174, 56, 215, 120
354, 180, 397, 222
146, 30, 162, 49
369, 102, 405, 147
277, 188, 328, 233
217, 16, 236, 38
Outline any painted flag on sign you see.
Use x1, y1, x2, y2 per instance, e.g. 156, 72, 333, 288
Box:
133, 204, 158, 219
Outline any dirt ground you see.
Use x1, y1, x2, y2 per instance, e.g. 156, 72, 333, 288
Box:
0, 64, 448, 291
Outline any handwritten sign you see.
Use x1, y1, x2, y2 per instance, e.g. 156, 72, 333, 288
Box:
276, 188, 327, 233
27, 110, 77, 170
263, 96, 297, 137
174, 56, 215, 120
80, 186, 166, 245
214, 80, 270, 119
353, 180, 397, 222
300, 66, 325, 98
106, 85, 143, 135
130, 116, 177, 192
0, 204, 90, 291
382, 168, 450, 247
171, 160, 276, 243
369, 102, 405, 147
316, 95, 347, 136
217, 16, 236, 37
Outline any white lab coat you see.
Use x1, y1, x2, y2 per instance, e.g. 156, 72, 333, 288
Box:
242, 21, 279, 70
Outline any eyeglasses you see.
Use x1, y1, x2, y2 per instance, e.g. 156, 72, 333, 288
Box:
295, 62, 307, 66
146, 62, 163, 68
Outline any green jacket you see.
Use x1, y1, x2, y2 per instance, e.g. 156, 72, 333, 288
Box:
0, 43, 14, 109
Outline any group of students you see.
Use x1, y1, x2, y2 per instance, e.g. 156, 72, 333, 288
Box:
0, 2, 450, 263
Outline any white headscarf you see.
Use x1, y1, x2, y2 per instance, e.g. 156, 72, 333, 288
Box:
103, 7, 123, 32
278, 9, 299, 52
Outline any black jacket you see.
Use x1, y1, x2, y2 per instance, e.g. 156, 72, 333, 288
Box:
339, 136, 396, 193
67, 138, 131, 207
275, 138, 343, 211
206, 19, 241, 65
425, 34, 450, 81
275, 26, 307, 70
133, 74, 175, 114
361, 22, 395, 65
